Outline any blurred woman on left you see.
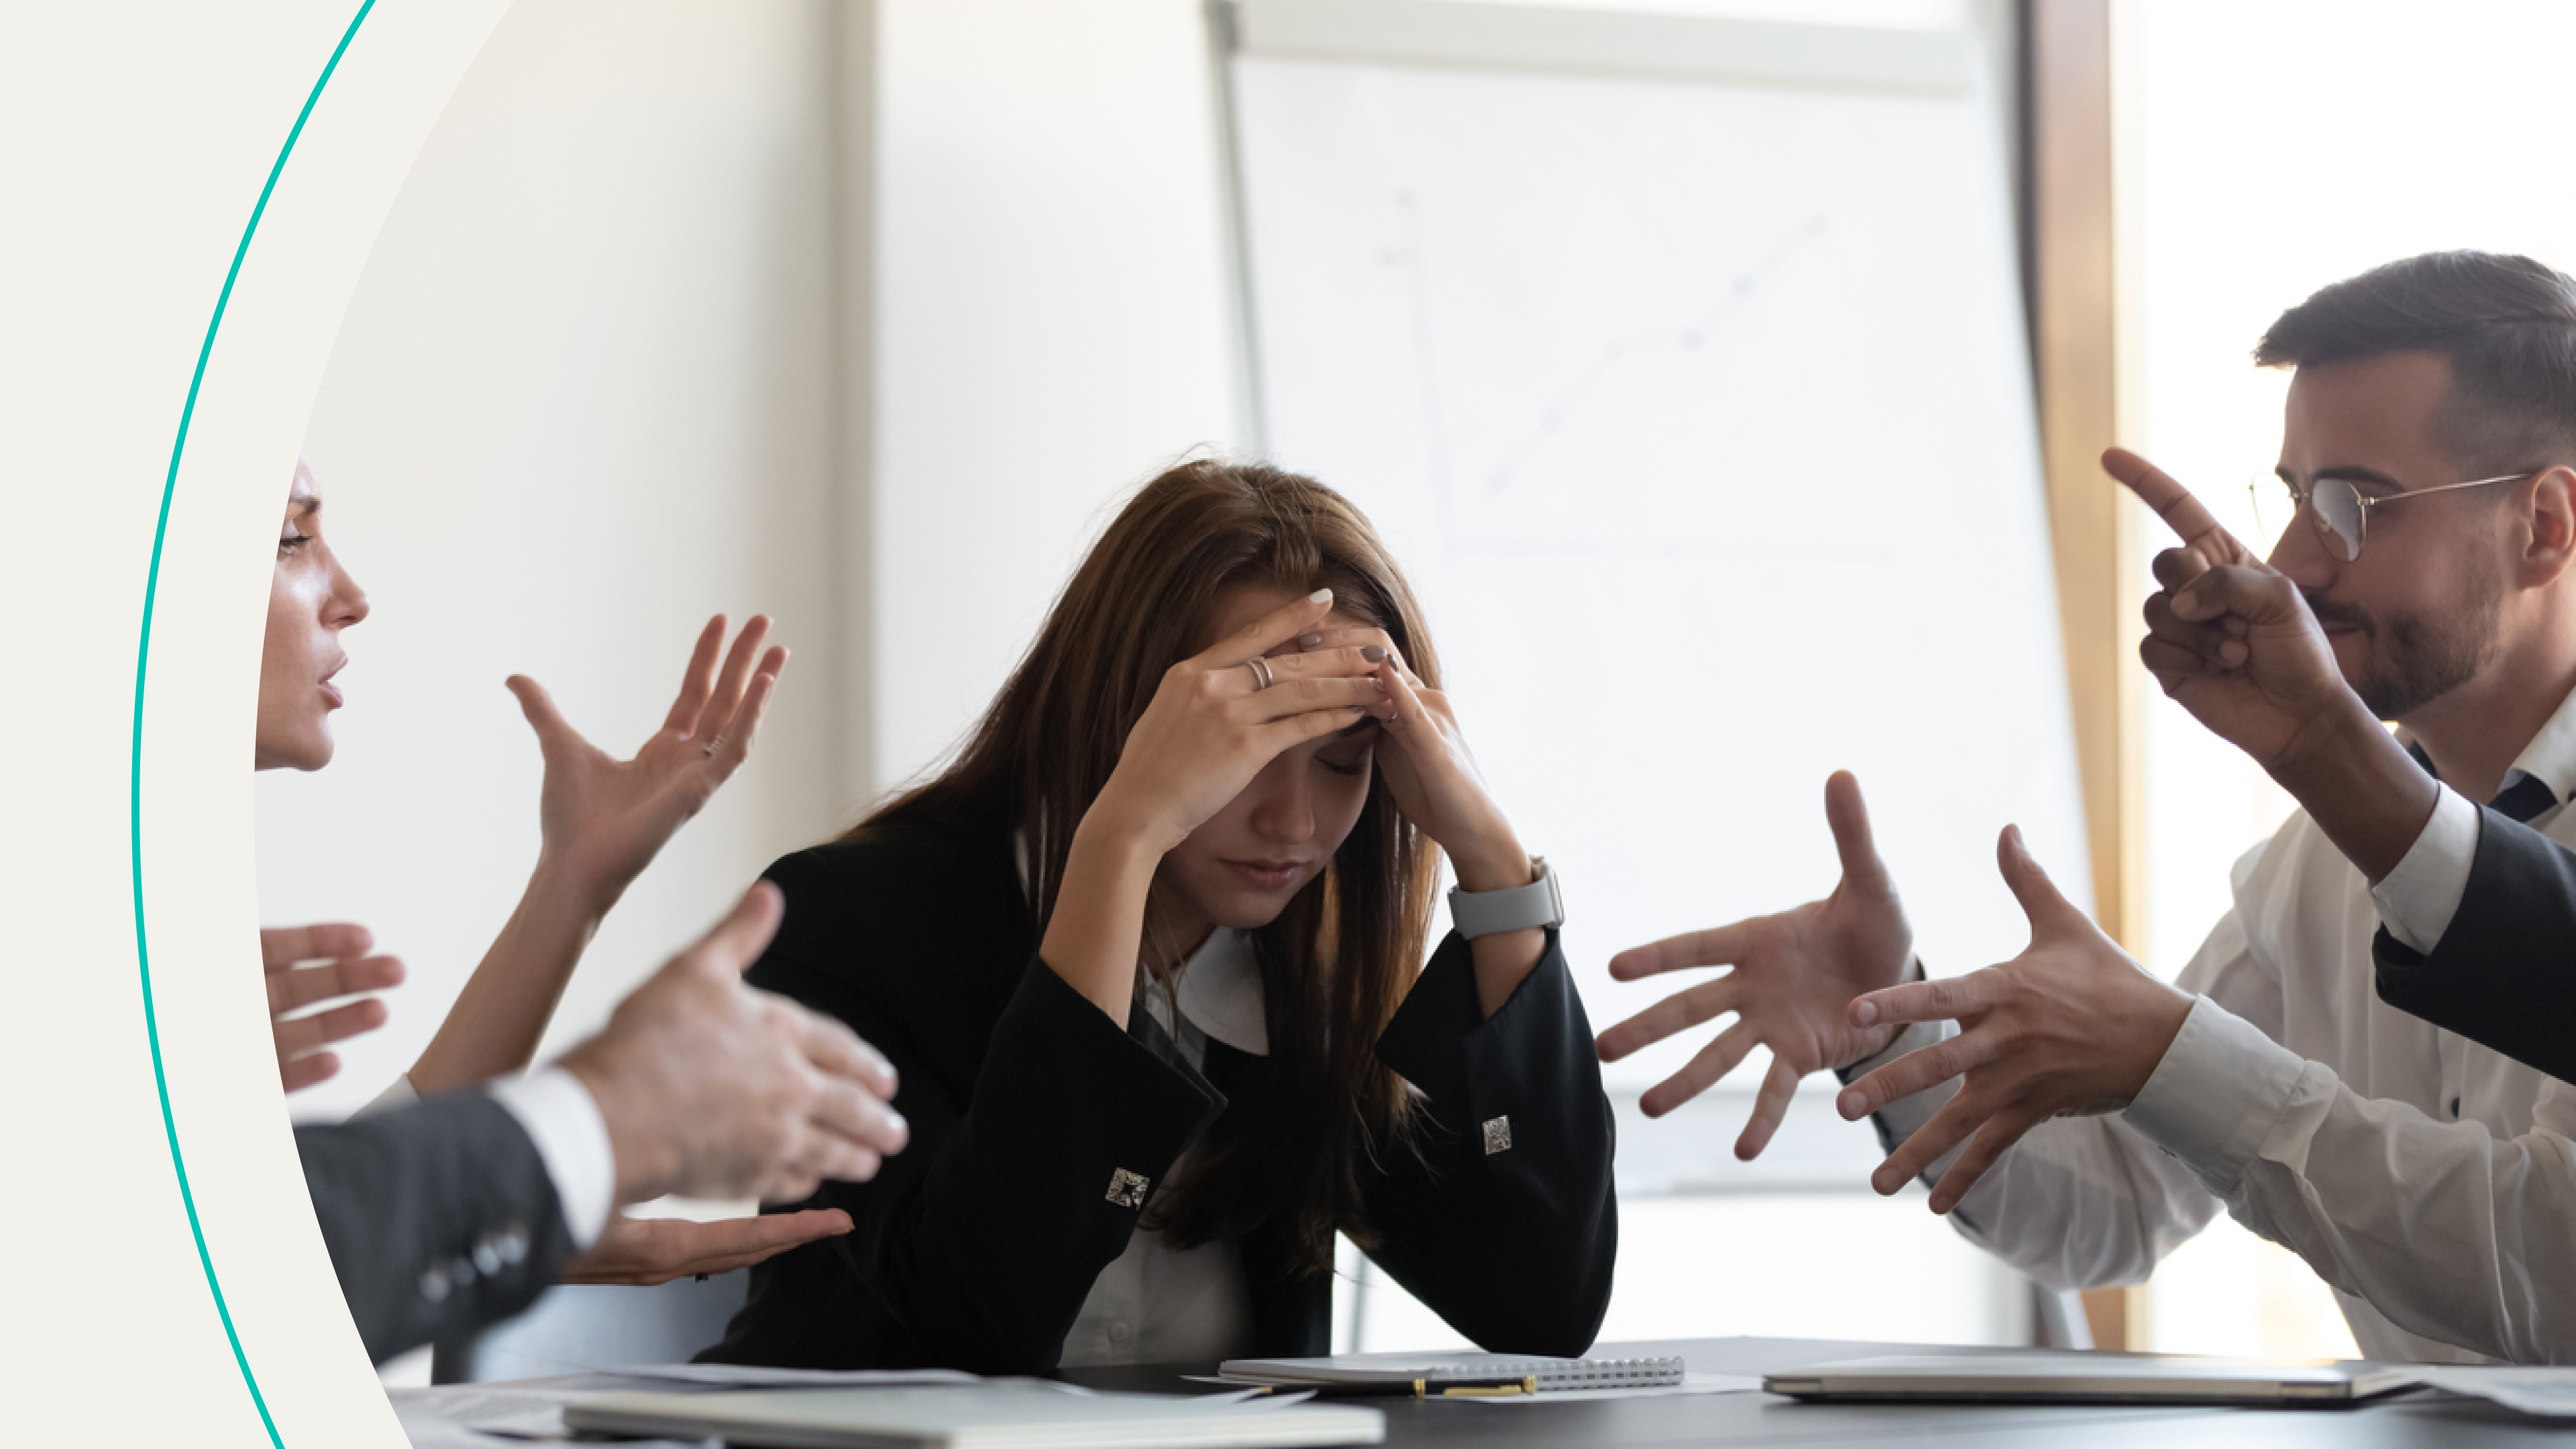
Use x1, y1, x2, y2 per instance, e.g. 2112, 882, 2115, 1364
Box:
257, 453, 846, 1283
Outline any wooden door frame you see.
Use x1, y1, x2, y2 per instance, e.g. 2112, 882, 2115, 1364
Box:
2021, 0, 2141, 1352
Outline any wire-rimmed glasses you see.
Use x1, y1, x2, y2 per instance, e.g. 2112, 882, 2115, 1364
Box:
2247, 470, 2534, 563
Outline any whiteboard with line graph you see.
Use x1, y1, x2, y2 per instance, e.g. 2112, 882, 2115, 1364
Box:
1226, 22, 2090, 1100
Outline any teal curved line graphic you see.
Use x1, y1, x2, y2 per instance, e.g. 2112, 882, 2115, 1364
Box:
134, 3, 378, 1444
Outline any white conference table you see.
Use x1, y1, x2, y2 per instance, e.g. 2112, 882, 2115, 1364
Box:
1055, 1334, 2574, 1447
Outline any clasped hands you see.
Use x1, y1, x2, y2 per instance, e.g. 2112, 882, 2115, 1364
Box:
1597, 449, 2377, 1211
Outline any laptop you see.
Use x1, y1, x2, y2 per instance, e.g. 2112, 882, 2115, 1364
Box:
561, 1381, 1385, 1448
1762, 1352, 2420, 1407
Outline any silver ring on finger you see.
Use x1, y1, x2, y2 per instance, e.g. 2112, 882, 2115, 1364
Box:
1240, 656, 1275, 690
703, 735, 728, 757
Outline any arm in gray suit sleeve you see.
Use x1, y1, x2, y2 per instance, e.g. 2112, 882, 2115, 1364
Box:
297, 1091, 576, 1363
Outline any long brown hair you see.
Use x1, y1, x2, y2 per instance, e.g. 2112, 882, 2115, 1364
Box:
855, 457, 1441, 1271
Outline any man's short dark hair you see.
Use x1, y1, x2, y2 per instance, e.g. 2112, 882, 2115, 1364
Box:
2255, 250, 2576, 475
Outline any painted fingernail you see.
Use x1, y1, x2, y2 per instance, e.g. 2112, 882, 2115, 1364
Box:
1309, 587, 1334, 604
1362, 645, 1387, 662
1298, 633, 1324, 648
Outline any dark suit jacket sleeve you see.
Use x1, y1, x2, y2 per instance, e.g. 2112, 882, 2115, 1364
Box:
296, 1091, 576, 1364
1362, 928, 1617, 1356
2375, 803, 2576, 1081
718, 849, 1224, 1373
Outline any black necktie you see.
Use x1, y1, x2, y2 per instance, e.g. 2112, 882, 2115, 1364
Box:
2493, 773, 2559, 824
2406, 741, 2560, 822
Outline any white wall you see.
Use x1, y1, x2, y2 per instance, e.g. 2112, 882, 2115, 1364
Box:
272, 0, 1248, 1112
272, 0, 849, 1120
869, 0, 1241, 790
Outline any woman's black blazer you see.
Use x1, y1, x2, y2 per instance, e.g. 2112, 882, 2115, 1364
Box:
700, 810, 1617, 1373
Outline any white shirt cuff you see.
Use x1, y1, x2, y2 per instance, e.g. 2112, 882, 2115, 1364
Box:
2369, 784, 2482, 953
488, 1067, 616, 1252
357, 1073, 419, 1118
2122, 995, 2306, 1192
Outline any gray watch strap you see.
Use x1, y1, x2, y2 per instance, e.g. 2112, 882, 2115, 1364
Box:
1448, 857, 1563, 938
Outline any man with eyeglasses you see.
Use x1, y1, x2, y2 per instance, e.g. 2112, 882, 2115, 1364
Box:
1602, 250, 2576, 1365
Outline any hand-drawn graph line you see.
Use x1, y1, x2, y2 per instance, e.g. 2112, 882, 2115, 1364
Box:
1391, 207, 1834, 497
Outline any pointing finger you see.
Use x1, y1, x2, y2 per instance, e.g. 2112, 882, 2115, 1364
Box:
2103, 447, 2248, 563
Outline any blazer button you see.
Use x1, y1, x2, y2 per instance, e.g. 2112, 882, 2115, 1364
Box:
419, 1265, 451, 1303
451, 1255, 478, 1289
496, 1223, 529, 1266
1106, 1169, 1150, 1209
472, 1235, 505, 1277
1482, 1116, 1513, 1155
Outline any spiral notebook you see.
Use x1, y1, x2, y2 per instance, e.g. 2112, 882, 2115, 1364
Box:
1218, 1350, 1686, 1393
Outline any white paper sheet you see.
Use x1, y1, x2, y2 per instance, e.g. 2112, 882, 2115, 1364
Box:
2414, 1366, 2576, 1417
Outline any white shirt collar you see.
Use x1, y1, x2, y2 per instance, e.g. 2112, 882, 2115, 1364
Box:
1012, 828, 1269, 1057
1171, 928, 1269, 1058
2507, 680, 2576, 802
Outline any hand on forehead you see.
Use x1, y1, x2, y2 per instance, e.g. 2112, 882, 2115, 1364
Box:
1264, 606, 1384, 658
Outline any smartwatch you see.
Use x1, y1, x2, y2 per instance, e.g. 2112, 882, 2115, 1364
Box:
1448, 857, 1564, 938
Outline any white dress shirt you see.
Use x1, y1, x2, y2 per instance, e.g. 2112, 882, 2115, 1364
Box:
361, 1068, 615, 1250
1852, 684, 2576, 1364
1055, 927, 1263, 1369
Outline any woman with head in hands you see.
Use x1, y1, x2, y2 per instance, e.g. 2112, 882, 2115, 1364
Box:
703, 457, 1615, 1373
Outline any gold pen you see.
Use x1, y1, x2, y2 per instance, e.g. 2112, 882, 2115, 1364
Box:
1256, 1376, 1540, 1400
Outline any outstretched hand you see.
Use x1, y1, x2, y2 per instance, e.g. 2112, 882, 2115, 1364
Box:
263, 923, 405, 1093
1835, 824, 2191, 1214
511, 614, 786, 908
562, 1208, 851, 1286
1595, 772, 1915, 1159
2106, 448, 2356, 770
563, 883, 908, 1207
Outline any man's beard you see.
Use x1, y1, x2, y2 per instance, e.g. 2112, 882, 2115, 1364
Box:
2306, 551, 2506, 720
